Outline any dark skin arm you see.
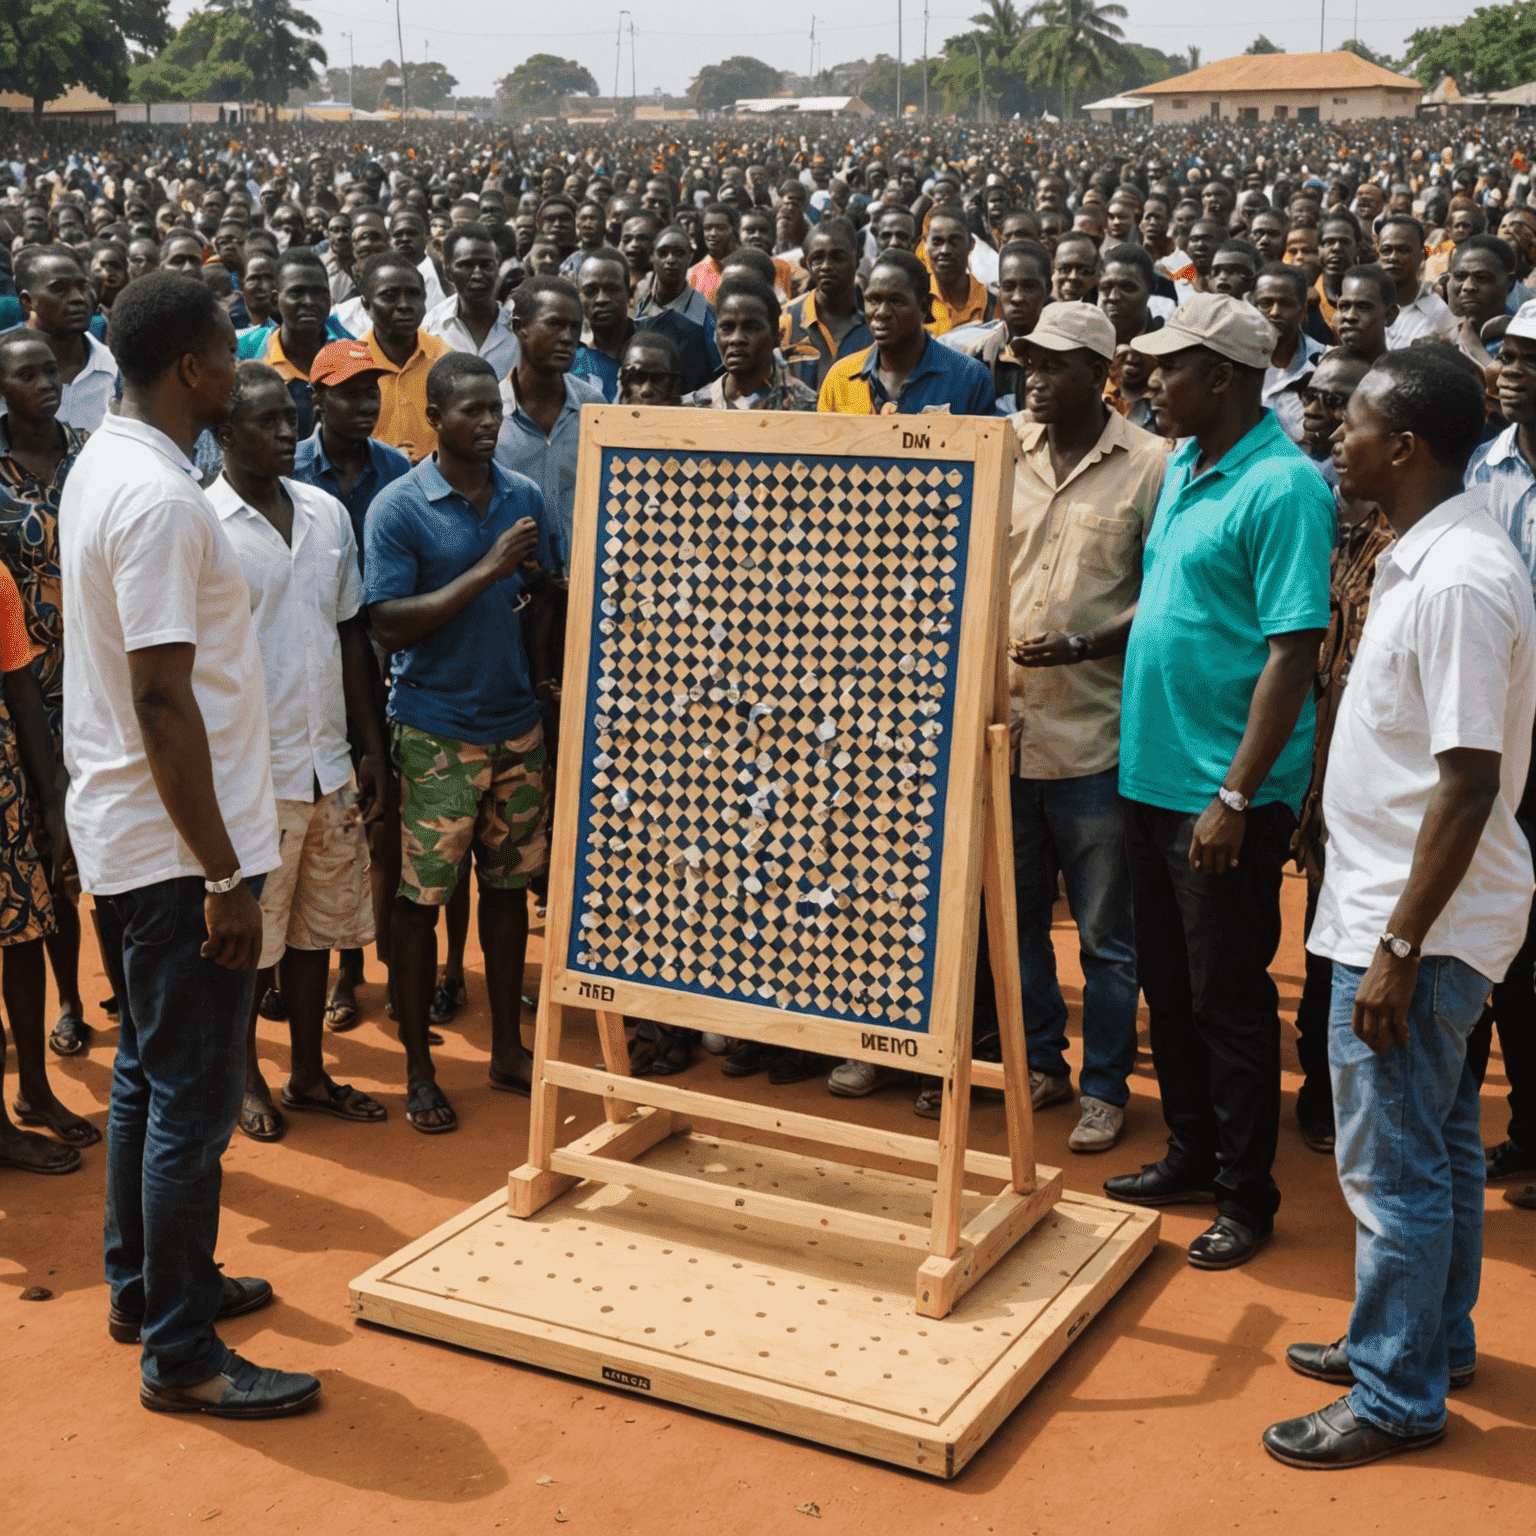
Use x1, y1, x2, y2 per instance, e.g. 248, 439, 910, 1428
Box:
1188, 628, 1326, 877
2, 663, 67, 884
339, 615, 386, 828
1011, 602, 1138, 667
128, 642, 264, 971
1352, 747, 1503, 1053
369, 517, 540, 652
519, 572, 568, 777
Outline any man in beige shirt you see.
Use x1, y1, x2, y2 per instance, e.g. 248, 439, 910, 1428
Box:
1008, 301, 1168, 1151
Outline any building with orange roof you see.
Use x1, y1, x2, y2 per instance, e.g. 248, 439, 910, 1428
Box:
1137, 50, 1421, 125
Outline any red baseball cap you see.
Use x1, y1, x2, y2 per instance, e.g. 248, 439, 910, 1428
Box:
310, 339, 386, 388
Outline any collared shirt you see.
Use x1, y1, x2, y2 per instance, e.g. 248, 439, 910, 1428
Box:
46, 331, 118, 433
1385, 280, 1455, 349
493, 369, 605, 566
208, 475, 363, 802
635, 309, 720, 395
1262, 331, 1326, 446
1119, 410, 1334, 814
1008, 411, 1169, 779
781, 289, 872, 391
363, 327, 451, 463
291, 426, 411, 573
683, 359, 819, 412
58, 415, 279, 894
332, 293, 368, 338
256, 327, 323, 440
423, 294, 519, 379
363, 456, 558, 744
238, 315, 350, 362
571, 320, 634, 403
940, 320, 1026, 415
687, 257, 725, 303
818, 335, 995, 417
635, 275, 717, 344
1313, 275, 1340, 340
928, 272, 998, 336
1310, 490, 1536, 979
1466, 423, 1536, 586
0, 418, 88, 716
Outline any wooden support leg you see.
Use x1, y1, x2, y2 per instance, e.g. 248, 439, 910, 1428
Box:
593, 1010, 634, 1122
509, 993, 577, 1216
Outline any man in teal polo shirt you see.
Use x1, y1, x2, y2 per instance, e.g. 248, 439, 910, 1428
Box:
1103, 294, 1332, 1271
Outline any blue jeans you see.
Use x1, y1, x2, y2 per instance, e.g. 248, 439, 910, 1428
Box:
1330, 957, 1489, 1434
1012, 768, 1139, 1106
99, 875, 264, 1389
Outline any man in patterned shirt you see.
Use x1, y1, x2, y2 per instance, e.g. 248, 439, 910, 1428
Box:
683, 275, 818, 413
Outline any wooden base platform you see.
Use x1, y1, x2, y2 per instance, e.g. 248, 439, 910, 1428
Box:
350, 1136, 1160, 1478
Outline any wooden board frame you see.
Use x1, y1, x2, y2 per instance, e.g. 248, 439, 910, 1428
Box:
508, 406, 1056, 1320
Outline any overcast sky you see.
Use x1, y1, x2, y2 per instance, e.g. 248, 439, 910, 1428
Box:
167, 1, 1492, 103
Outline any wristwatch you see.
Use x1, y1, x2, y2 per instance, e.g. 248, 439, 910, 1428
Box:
1380, 931, 1422, 960
1066, 633, 1091, 662
204, 869, 244, 896
1216, 786, 1250, 814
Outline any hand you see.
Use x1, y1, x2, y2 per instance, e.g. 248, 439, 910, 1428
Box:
1351, 949, 1418, 1053
1188, 796, 1245, 877
201, 882, 264, 972
42, 798, 69, 889
356, 751, 387, 828
479, 518, 540, 583
1010, 631, 1078, 668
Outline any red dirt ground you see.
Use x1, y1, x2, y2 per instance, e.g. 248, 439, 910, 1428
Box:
4, 870, 1534, 1535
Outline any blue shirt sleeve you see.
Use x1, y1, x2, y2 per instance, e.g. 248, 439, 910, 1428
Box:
1247, 466, 1333, 636
960, 354, 996, 417
362, 486, 423, 606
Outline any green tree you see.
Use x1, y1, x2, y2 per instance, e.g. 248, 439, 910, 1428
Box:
1186, 45, 1202, 71
971, 0, 1029, 60
1339, 38, 1398, 69
1402, 3, 1536, 92
497, 53, 600, 115
1015, 0, 1133, 117
403, 60, 458, 111
687, 55, 784, 112
0, 0, 171, 116
857, 53, 937, 115
1245, 35, 1283, 54
128, 10, 257, 102
205, 0, 325, 111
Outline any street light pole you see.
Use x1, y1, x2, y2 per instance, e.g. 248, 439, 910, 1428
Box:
922, 2, 929, 121
896, 2, 903, 119
394, 0, 408, 115
343, 30, 354, 121
974, 38, 985, 124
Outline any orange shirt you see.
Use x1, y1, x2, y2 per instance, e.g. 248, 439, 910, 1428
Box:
364, 328, 451, 463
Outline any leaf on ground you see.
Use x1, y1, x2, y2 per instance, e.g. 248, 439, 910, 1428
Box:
554, 1512, 568, 1524
795, 1504, 821, 1518
536, 1475, 555, 1486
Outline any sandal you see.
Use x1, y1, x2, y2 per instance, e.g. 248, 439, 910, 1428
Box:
0, 1128, 81, 1174
405, 1080, 458, 1134
640, 1026, 693, 1078
48, 1009, 94, 1057
324, 998, 361, 1033
280, 1080, 386, 1123
100, 995, 119, 1020
429, 975, 467, 1026
257, 987, 288, 1022
237, 1090, 285, 1142
487, 1060, 533, 1095
11, 1098, 103, 1147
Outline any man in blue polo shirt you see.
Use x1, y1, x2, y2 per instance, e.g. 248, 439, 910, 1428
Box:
817, 250, 993, 416
365, 352, 561, 1135
1103, 294, 1333, 1272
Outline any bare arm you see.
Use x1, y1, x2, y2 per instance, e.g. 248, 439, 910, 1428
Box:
340, 615, 387, 827
1351, 747, 1503, 1052
1011, 601, 1139, 668
370, 518, 540, 653
2, 663, 67, 883
127, 641, 263, 971
1189, 627, 1326, 876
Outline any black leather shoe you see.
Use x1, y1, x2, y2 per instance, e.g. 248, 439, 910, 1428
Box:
721, 1042, 774, 1078
1297, 1110, 1336, 1154
110, 1274, 274, 1345
140, 1352, 321, 1419
766, 1050, 825, 1086
1187, 1215, 1269, 1269
1261, 1395, 1444, 1469
1287, 1336, 1476, 1390
1103, 1159, 1216, 1207
1485, 1137, 1536, 1181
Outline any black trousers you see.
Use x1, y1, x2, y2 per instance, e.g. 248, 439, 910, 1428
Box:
1122, 797, 1294, 1230
1467, 895, 1536, 1154
1293, 879, 1336, 1128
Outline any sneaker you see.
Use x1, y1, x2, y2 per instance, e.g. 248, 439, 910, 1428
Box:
1068, 1096, 1124, 1153
1485, 1138, 1536, 1181
1029, 1070, 1073, 1110
827, 1059, 904, 1098
700, 1033, 730, 1055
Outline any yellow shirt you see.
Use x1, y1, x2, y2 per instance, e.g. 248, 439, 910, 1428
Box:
928, 272, 997, 336
1007, 411, 1169, 779
364, 328, 451, 462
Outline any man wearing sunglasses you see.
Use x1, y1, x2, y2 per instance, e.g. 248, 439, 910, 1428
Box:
1299, 352, 1372, 488
616, 334, 683, 407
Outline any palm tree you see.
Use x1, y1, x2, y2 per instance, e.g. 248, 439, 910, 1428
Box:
971, 0, 1029, 60
1015, 0, 1131, 118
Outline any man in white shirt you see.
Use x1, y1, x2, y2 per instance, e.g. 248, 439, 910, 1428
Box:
422, 224, 518, 379
1379, 216, 1455, 350
15, 244, 119, 431
60, 274, 320, 1418
208, 361, 388, 1144
1265, 348, 1536, 1469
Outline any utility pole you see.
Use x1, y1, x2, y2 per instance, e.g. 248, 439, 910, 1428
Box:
629, 15, 637, 103
394, 0, 408, 115
810, 17, 816, 84
343, 30, 354, 120
615, 10, 626, 106
1319, 0, 1325, 51
922, 2, 929, 121
896, 2, 903, 119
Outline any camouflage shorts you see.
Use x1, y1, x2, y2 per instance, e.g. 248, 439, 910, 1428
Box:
394, 721, 550, 906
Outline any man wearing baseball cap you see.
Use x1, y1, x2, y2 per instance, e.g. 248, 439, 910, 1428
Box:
1103, 293, 1334, 1270
1004, 302, 1169, 1154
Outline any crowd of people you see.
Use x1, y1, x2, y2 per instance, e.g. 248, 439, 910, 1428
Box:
0, 104, 1532, 1464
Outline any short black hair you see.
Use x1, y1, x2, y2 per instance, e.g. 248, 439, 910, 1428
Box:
715, 271, 780, 329
13, 243, 83, 292
869, 248, 931, 306
1368, 345, 1488, 471
274, 245, 329, 286
997, 238, 1052, 284
806, 214, 857, 253
623, 328, 681, 375
576, 246, 630, 284
159, 228, 206, 260
1455, 233, 1518, 278
702, 200, 740, 230
227, 359, 288, 417
1342, 263, 1396, 309
1379, 214, 1426, 248
509, 273, 580, 326
426, 351, 498, 407
1321, 208, 1362, 242
1254, 260, 1308, 303
107, 272, 229, 388
1214, 238, 1260, 271
441, 222, 496, 265
1099, 242, 1153, 289
358, 249, 424, 296
0, 327, 55, 370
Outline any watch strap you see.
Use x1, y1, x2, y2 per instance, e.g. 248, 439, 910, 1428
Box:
1217, 786, 1249, 813
204, 869, 244, 896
